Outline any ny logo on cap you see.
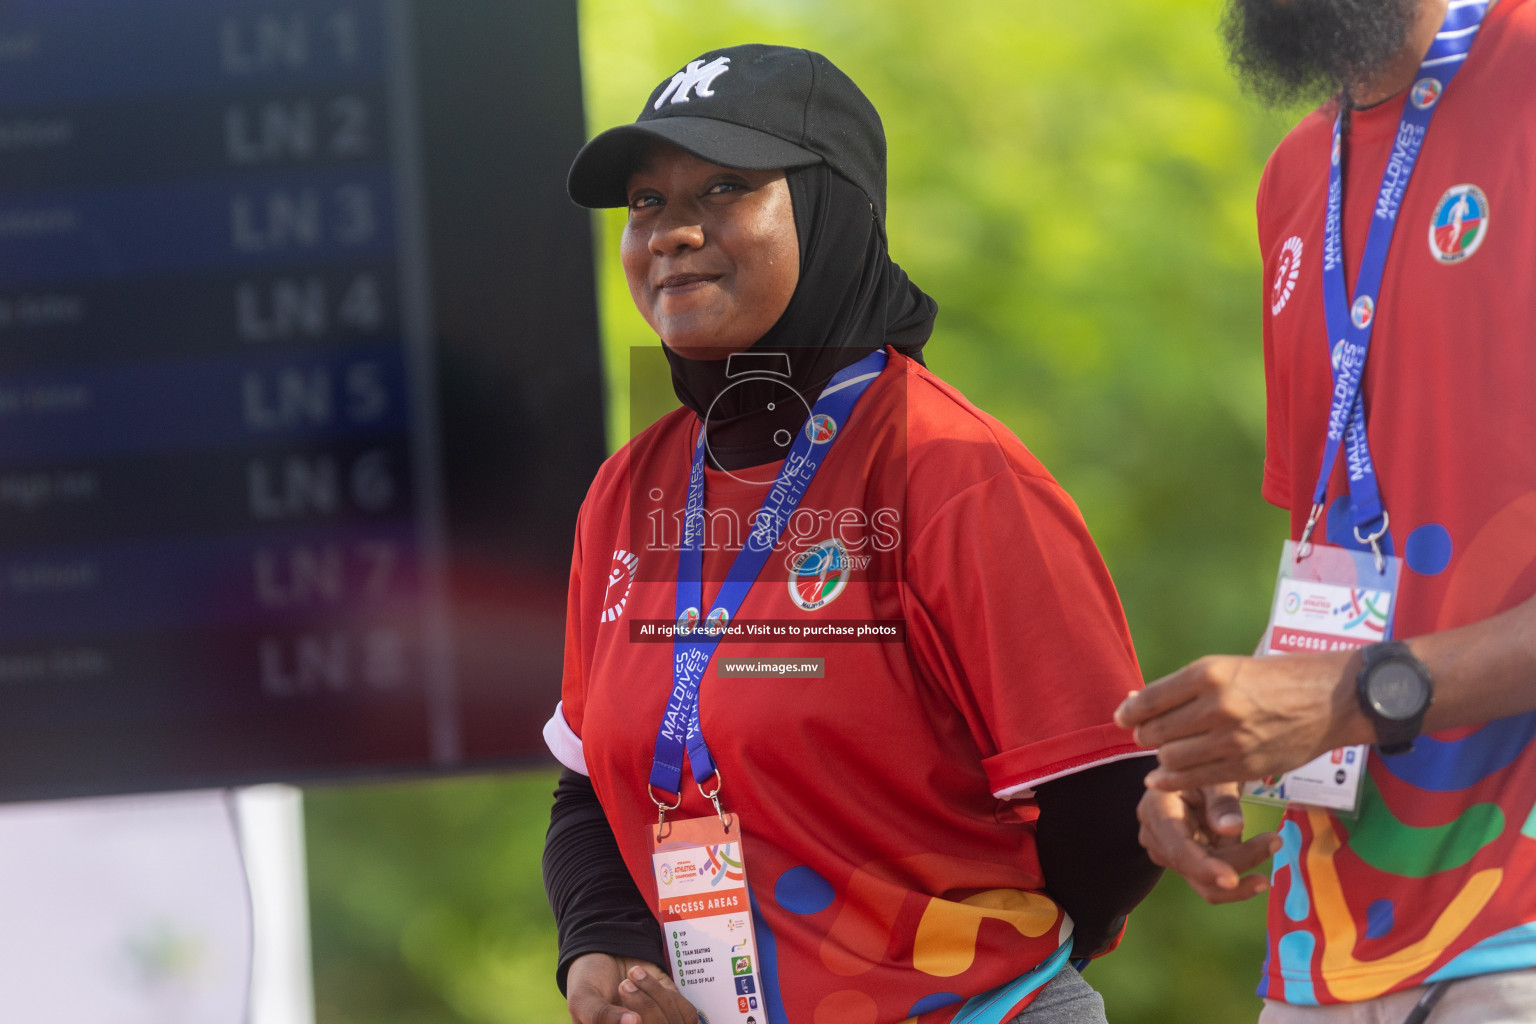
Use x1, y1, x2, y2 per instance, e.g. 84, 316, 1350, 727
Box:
654, 56, 731, 109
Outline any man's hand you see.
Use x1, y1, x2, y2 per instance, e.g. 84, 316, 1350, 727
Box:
566, 954, 699, 1024
1137, 784, 1280, 904
1114, 652, 1370, 790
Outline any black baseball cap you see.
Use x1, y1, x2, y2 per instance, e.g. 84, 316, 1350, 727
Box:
567, 44, 887, 225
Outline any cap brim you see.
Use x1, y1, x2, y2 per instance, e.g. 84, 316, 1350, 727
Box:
567, 118, 821, 208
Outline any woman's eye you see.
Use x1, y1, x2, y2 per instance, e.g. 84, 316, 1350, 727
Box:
706, 180, 746, 196
628, 194, 661, 210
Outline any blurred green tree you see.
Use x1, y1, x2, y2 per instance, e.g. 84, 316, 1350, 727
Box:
307, 0, 1304, 1020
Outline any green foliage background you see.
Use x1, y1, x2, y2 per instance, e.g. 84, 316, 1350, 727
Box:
307, 0, 1302, 1020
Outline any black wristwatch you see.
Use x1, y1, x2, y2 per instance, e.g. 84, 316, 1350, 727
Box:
1355, 641, 1434, 755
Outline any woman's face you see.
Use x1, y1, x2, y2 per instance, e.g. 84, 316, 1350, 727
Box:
621, 141, 799, 360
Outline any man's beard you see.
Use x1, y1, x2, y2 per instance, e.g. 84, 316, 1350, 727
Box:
1222, 0, 1421, 107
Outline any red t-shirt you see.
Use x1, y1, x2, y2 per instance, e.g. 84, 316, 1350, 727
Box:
1257, 0, 1536, 1004
545, 352, 1146, 1023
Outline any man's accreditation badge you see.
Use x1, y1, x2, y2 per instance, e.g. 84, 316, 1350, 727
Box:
1243, 540, 1402, 817
651, 815, 770, 1023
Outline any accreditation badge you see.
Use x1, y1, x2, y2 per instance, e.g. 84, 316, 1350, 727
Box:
651, 814, 769, 1023
1242, 540, 1401, 816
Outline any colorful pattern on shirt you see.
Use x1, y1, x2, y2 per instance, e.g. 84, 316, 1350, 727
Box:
1255, 0, 1536, 1004
548, 353, 1146, 1023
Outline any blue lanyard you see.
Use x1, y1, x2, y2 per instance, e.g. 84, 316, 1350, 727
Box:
648, 349, 887, 814
1300, 0, 1488, 571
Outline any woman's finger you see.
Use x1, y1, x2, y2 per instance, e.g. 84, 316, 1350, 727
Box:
568, 986, 640, 1024
618, 966, 698, 1024
1212, 832, 1283, 876
1137, 790, 1229, 883
1137, 789, 1274, 905
1198, 784, 1248, 840
1194, 869, 1271, 905
615, 978, 662, 1019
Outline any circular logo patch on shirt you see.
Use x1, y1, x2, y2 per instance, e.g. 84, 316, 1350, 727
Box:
705, 607, 730, 634
787, 539, 850, 611
1410, 77, 1443, 110
1271, 236, 1303, 316
677, 607, 700, 634
1350, 294, 1375, 330
1429, 184, 1489, 264
805, 413, 838, 444
601, 549, 640, 624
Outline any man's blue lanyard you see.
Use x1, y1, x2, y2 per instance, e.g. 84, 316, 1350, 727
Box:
1299, 0, 1488, 572
648, 349, 887, 818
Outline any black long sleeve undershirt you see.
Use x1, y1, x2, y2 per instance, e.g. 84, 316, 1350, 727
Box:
1033, 756, 1164, 958
542, 768, 667, 995
542, 756, 1163, 989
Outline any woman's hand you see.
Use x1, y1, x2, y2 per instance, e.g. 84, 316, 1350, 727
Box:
566, 954, 700, 1024
1136, 783, 1280, 904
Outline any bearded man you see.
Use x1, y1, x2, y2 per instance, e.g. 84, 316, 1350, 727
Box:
1115, 0, 1536, 1020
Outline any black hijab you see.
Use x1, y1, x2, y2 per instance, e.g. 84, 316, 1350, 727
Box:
664, 165, 937, 470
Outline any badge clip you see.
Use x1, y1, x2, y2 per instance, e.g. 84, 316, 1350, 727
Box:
697, 769, 729, 830
650, 784, 682, 839
1296, 502, 1324, 562
1353, 511, 1391, 575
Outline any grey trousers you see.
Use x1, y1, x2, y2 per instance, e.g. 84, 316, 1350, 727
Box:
1009, 966, 1108, 1024
1258, 967, 1536, 1024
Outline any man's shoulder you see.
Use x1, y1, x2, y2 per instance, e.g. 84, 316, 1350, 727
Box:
1271, 101, 1338, 162
1257, 99, 1339, 230
1487, 0, 1536, 56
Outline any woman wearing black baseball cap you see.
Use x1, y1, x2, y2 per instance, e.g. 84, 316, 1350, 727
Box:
543, 45, 1160, 1024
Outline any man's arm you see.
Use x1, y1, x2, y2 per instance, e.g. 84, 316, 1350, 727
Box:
1114, 591, 1536, 791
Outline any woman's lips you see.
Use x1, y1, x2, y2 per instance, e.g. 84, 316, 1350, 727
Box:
657, 272, 720, 295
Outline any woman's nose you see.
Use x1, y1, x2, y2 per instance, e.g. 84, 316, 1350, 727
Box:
649, 205, 705, 255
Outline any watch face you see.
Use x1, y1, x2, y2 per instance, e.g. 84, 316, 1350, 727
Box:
1369, 659, 1431, 720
